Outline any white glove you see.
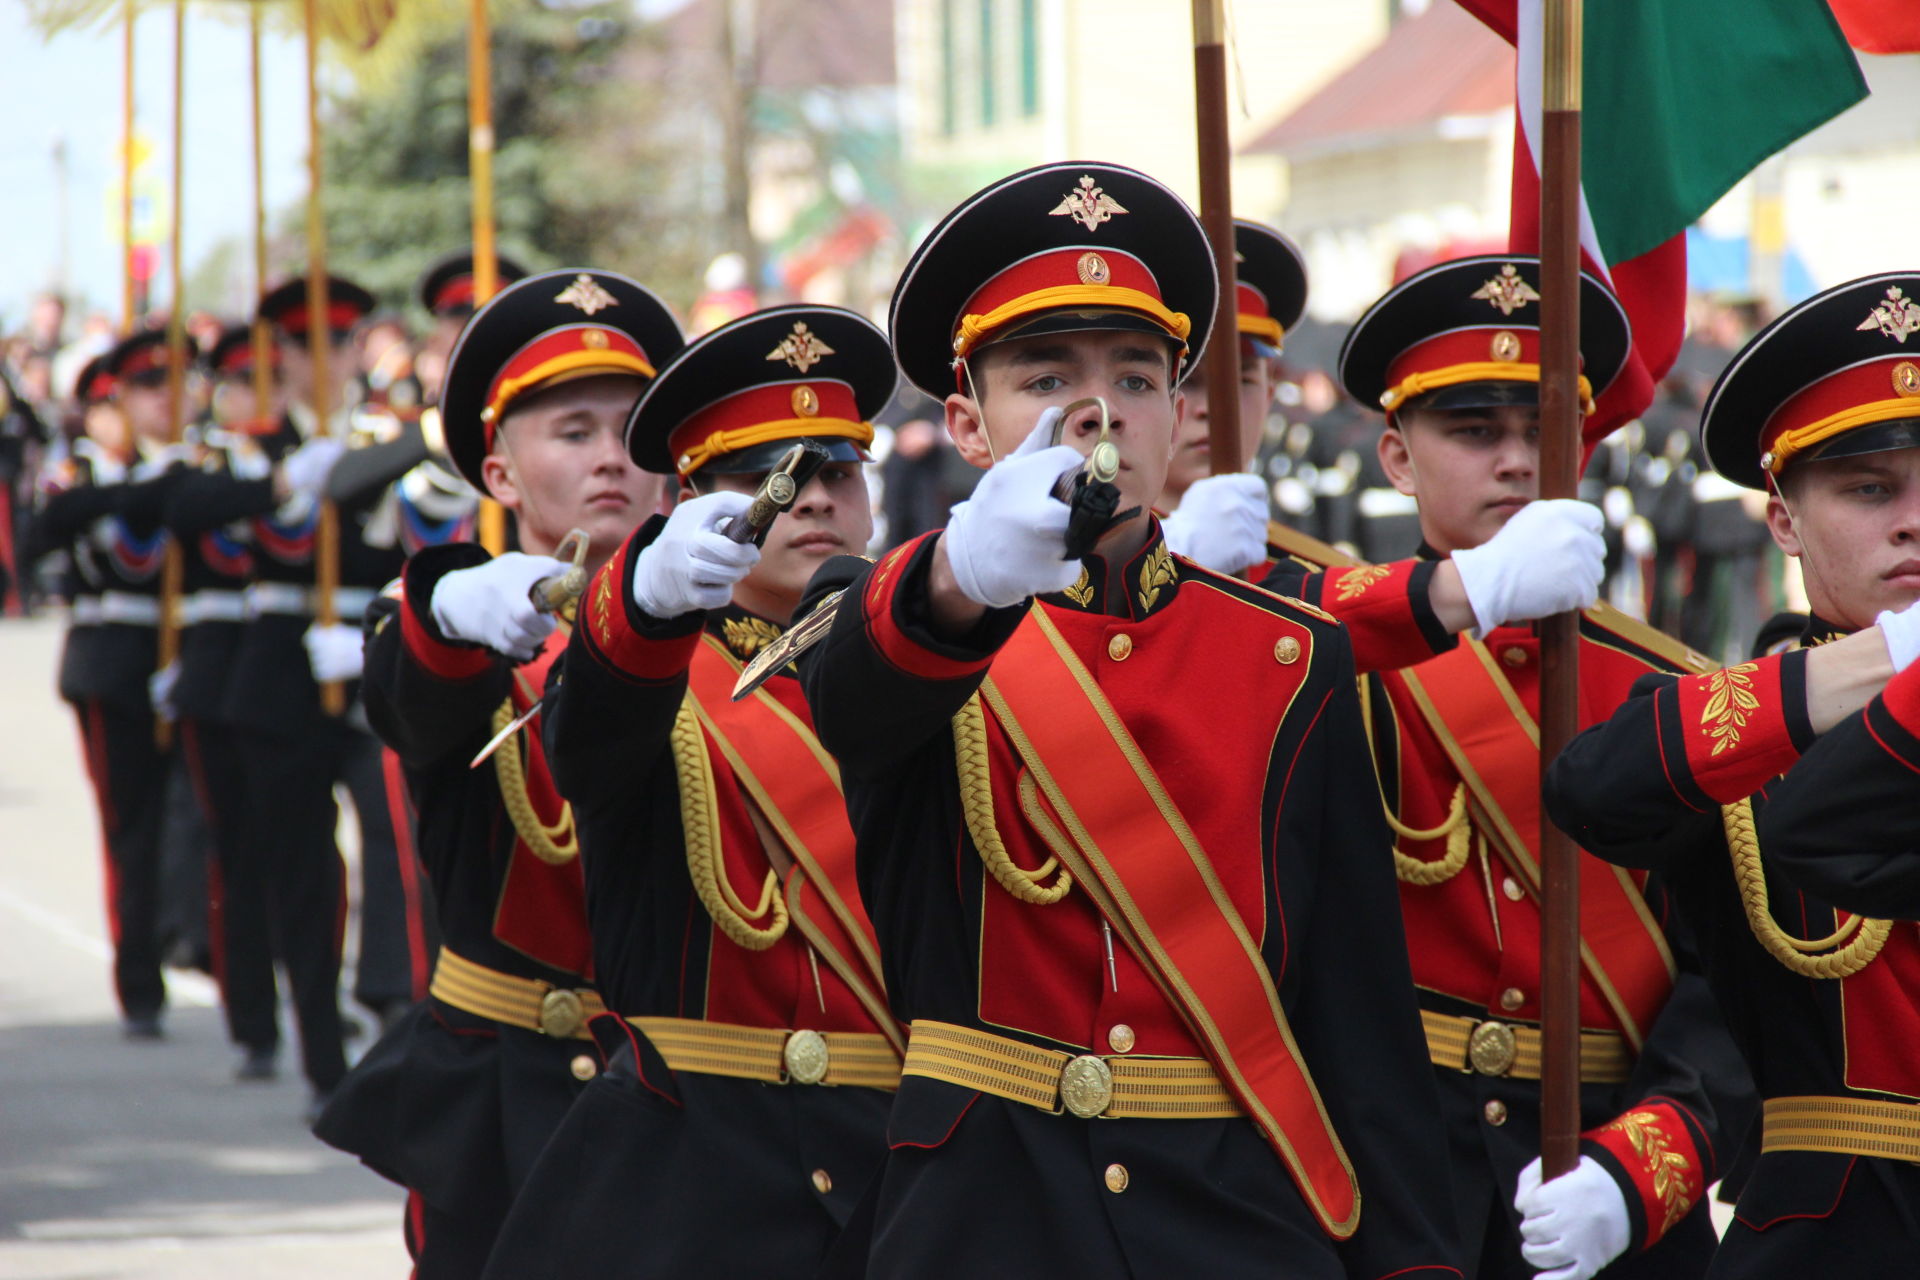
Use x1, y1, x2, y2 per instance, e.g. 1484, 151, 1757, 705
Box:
430, 552, 571, 662
942, 407, 1086, 607
630, 491, 761, 619
1877, 599, 1920, 673
1160, 473, 1269, 573
148, 661, 180, 721
279, 437, 347, 499
1514, 1155, 1631, 1280
1452, 499, 1605, 632
133, 443, 193, 481
303, 622, 365, 682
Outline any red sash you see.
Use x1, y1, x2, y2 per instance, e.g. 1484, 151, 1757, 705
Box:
980, 609, 1360, 1239
1396, 637, 1676, 1047
683, 637, 902, 1054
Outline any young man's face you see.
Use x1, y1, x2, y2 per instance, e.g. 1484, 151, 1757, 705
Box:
1163, 340, 1274, 502
944, 328, 1185, 521
277, 330, 355, 409
117, 376, 174, 446
1767, 447, 1920, 632
482, 374, 664, 567
692, 459, 873, 621
1379, 401, 1540, 554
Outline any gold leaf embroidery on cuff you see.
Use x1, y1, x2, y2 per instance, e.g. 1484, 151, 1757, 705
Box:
1699, 662, 1761, 756
1335, 564, 1391, 602
1602, 1109, 1695, 1234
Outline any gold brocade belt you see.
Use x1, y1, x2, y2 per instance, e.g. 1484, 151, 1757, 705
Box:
900, 1019, 1241, 1120
428, 947, 606, 1041
625, 1016, 901, 1091
1762, 1095, 1920, 1162
1421, 1008, 1633, 1083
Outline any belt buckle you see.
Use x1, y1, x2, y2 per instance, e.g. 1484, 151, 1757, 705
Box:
539, 988, 586, 1039
1468, 1020, 1518, 1077
784, 1029, 830, 1085
1060, 1054, 1114, 1119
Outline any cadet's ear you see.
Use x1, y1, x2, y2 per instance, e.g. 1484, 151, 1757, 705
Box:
1765, 489, 1804, 559
480, 443, 520, 510
945, 392, 995, 470
1379, 420, 1418, 497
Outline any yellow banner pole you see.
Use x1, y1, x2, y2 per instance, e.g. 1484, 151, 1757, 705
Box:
469, 0, 507, 554
304, 0, 345, 716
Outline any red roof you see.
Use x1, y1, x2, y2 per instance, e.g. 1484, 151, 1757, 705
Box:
1243, 4, 1513, 156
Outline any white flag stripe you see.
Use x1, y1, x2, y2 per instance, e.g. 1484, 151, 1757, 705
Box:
1515, 0, 1612, 280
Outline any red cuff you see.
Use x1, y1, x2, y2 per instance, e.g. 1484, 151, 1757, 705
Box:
1586, 1102, 1706, 1249
1673, 654, 1802, 802
1880, 657, 1920, 736
1309, 561, 1438, 673
863, 533, 1000, 681
400, 567, 492, 681
580, 539, 703, 681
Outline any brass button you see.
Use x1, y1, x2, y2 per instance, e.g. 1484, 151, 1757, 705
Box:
1501, 645, 1527, 668
1484, 1099, 1508, 1126
1108, 633, 1133, 661
1107, 1024, 1136, 1054
1499, 987, 1525, 1012
1274, 636, 1301, 664
811, 1168, 833, 1195
1502, 876, 1524, 902
1104, 1162, 1129, 1193
539, 988, 586, 1038
569, 1053, 598, 1082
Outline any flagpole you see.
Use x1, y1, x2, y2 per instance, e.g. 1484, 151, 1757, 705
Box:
469, 0, 507, 554
1191, 0, 1242, 477
155, 0, 189, 748
304, 0, 345, 716
249, 0, 273, 423
1537, 0, 1584, 1181
121, 0, 137, 330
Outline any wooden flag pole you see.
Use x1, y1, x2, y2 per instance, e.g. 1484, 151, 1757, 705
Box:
121, 0, 137, 329
154, 0, 189, 748
469, 0, 507, 554
249, 0, 273, 426
304, 0, 345, 716
1537, 0, 1585, 1180
1191, 0, 1242, 478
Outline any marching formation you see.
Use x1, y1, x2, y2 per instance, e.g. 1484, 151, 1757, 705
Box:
18, 160, 1920, 1279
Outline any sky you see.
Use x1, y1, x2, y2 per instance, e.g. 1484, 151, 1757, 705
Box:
0, 2, 311, 330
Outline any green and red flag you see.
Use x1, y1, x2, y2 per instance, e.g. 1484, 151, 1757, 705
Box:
1454, 0, 1868, 448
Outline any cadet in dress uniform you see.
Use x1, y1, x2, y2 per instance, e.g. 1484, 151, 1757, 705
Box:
798, 161, 1458, 1278
1546, 272, 1920, 1277
1158, 219, 1308, 576
28, 332, 182, 1037
415, 249, 529, 405
483, 303, 903, 1280
164, 324, 284, 1079
313, 268, 682, 1278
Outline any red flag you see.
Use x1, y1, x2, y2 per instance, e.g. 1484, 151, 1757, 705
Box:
1827, 0, 1920, 54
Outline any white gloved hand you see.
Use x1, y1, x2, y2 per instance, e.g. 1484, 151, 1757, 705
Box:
279, 437, 347, 499
430, 552, 572, 662
942, 407, 1086, 607
1160, 473, 1269, 573
630, 490, 760, 619
1452, 498, 1605, 632
303, 622, 365, 682
1877, 599, 1920, 673
133, 443, 193, 482
1514, 1155, 1632, 1280
148, 661, 180, 721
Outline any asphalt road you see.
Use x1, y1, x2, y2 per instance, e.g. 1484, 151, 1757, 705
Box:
0, 615, 408, 1278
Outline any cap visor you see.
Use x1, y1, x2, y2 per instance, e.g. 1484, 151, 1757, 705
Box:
1403, 380, 1539, 413
697, 437, 866, 475
1799, 419, 1920, 467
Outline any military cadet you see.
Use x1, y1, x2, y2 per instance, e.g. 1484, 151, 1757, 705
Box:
1158, 218, 1307, 575
312, 268, 682, 1278
1547, 272, 1920, 1277
483, 303, 903, 1280
797, 161, 1457, 1277
163, 324, 284, 1079
28, 331, 183, 1037
415, 249, 529, 405
163, 274, 415, 1117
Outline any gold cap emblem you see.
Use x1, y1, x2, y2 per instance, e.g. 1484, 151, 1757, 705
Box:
791, 384, 820, 416
582, 328, 610, 349
1490, 330, 1522, 363
1050, 174, 1128, 233
554, 274, 618, 315
1896, 361, 1920, 398
1862, 287, 1920, 343
1472, 264, 1542, 317
767, 321, 836, 373
1077, 252, 1111, 286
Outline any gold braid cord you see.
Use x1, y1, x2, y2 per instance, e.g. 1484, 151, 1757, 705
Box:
952, 695, 1073, 905
1723, 797, 1890, 979
672, 699, 788, 950
491, 699, 579, 866
1388, 782, 1473, 886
